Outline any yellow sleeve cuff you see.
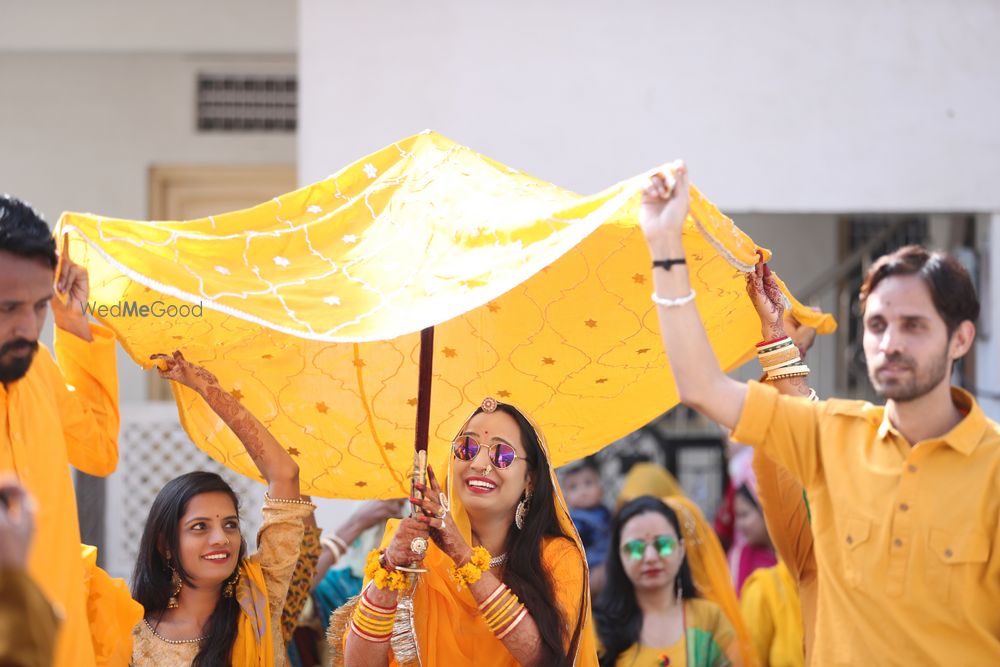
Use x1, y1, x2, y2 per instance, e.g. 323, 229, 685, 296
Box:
732, 380, 780, 447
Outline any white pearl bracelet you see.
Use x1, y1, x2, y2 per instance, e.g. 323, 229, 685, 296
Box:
651, 290, 696, 308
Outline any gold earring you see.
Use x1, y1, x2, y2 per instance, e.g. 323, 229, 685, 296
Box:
167, 562, 183, 609
223, 568, 240, 598
514, 489, 532, 530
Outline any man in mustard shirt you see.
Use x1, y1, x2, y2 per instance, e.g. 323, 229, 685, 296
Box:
637, 166, 999, 664
1, 196, 121, 667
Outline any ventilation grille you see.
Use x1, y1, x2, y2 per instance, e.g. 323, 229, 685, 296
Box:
197, 74, 297, 132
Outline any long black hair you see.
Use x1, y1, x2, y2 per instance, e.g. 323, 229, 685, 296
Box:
470, 403, 584, 667
595, 495, 697, 667
131, 471, 248, 667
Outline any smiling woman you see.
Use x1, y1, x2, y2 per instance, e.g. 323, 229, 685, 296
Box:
130, 352, 311, 667
330, 399, 598, 667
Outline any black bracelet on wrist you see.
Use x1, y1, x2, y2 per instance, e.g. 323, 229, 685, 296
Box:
652, 258, 686, 271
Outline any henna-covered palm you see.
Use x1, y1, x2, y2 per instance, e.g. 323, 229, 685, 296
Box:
412, 465, 471, 564
150, 350, 220, 391
746, 253, 786, 340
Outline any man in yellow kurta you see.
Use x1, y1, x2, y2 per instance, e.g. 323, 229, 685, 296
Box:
640, 166, 1000, 664
0, 196, 121, 667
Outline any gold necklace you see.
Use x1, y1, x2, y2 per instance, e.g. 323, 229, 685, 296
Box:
144, 619, 206, 645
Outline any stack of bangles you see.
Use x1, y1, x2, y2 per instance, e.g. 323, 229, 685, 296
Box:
350, 584, 397, 643
479, 583, 529, 640
757, 336, 818, 401
321, 533, 349, 563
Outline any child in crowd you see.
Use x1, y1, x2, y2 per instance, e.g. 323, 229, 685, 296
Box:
561, 456, 612, 595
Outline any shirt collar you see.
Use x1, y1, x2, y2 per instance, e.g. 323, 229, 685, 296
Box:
877, 387, 987, 455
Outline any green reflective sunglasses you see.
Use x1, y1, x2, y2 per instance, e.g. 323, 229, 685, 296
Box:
621, 535, 679, 561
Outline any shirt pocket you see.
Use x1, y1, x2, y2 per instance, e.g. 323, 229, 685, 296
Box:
842, 516, 873, 588
927, 529, 990, 605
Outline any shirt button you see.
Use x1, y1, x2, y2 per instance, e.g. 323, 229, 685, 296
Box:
944, 548, 953, 558
846, 535, 853, 545
899, 503, 909, 512
907, 464, 917, 473
894, 538, 903, 547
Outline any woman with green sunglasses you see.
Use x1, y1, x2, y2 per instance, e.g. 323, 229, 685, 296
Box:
596, 496, 745, 667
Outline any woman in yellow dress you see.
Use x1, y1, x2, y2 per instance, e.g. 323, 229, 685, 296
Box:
331, 398, 597, 667
130, 352, 312, 666
596, 495, 746, 667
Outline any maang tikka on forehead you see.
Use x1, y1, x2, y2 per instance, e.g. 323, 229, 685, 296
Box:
481, 397, 498, 413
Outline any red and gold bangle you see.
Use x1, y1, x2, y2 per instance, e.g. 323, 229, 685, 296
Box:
756, 336, 792, 351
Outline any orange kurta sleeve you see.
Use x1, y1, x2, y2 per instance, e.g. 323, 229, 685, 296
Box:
731, 381, 823, 488
81, 545, 144, 667
751, 452, 813, 585
51, 323, 120, 476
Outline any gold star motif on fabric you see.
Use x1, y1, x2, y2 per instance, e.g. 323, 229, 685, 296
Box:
584, 319, 598, 328
637, 348, 651, 355
407, 398, 418, 406
353, 359, 366, 368
487, 302, 500, 313
443, 347, 457, 358
261, 353, 273, 359
384, 442, 396, 450
595, 378, 608, 384
230, 389, 243, 400
287, 447, 300, 456
315, 402, 329, 414
542, 357, 555, 365
632, 273, 646, 284
497, 390, 511, 398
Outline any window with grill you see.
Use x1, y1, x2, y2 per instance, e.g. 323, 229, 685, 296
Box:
197, 74, 297, 132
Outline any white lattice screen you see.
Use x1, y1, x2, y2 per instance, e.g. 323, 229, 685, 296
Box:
105, 403, 264, 581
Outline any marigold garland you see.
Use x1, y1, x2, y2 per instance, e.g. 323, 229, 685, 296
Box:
451, 546, 492, 589
364, 549, 408, 592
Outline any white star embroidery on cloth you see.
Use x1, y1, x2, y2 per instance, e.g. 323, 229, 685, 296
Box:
342, 234, 359, 244
362, 163, 378, 179
307, 205, 323, 213
214, 266, 231, 275
323, 295, 342, 306
273, 256, 291, 267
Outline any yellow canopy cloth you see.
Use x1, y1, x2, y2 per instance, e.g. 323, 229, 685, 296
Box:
56, 131, 834, 498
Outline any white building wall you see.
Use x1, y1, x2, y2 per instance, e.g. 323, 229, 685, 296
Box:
1, 53, 296, 401
300, 0, 1000, 212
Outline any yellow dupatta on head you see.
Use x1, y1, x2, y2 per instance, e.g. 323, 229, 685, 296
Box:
329, 401, 598, 667
664, 496, 757, 667
230, 559, 274, 667
615, 462, 684, 511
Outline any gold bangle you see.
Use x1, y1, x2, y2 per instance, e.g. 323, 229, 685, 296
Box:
485, 595, 519, 629
767, 363, 810, 379
264, 492, 316, 507
496, 606, 529, 639
478, 582, 507, 611
482, 588, 513, 620
761, 357, 802, 373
